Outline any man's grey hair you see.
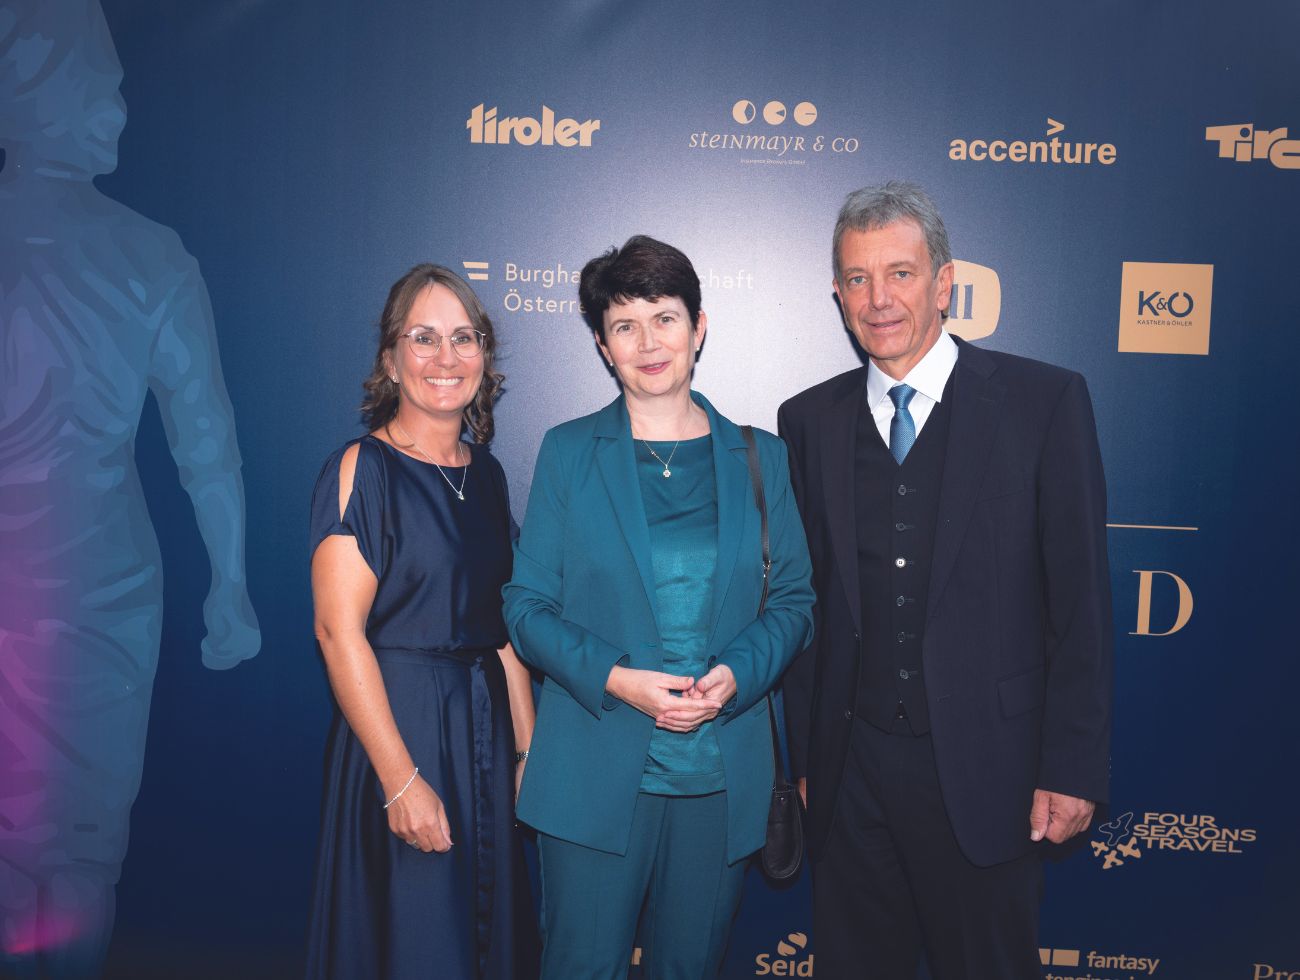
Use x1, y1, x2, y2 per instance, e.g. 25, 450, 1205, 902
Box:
832, 180, 953, 280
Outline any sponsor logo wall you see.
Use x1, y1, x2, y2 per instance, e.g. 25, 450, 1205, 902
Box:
1118, 262, 1214, 356
949, 118, 1118, 165
466, 103, 601, 146
1253, 967, 1300, 980
1040, 947, 1163, 980
13, 0, 1296, 976
688, 98, 861, 164
1092, 810, 1258, 870
946, 260, 1001, 341
755, 932, 814, 976
1205, 124, 1300, 169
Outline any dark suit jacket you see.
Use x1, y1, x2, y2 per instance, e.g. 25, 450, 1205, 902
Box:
778, 337, 1113, 868
504, 391, 815, 863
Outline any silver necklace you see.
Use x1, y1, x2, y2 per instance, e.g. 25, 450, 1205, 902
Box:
392, 421, 468, 500
641, 438, 681, 478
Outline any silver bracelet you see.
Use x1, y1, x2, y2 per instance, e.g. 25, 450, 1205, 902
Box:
383, 767, 419, 809
515, 749, 529, 764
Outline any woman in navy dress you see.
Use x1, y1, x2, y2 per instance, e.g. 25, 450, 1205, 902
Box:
306, 265, 538, 979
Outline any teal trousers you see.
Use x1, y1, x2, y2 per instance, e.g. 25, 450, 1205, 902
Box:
537, 791, 748, 979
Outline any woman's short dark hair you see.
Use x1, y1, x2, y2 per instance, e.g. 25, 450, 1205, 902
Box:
578, 235, 702, 340
360, 264, 504, 444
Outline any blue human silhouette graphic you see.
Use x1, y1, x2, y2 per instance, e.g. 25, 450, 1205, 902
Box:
0, 1, 261, 974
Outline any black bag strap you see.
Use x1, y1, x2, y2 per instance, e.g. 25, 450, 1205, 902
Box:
740, 426, 788, 785
739, 425, 771, 614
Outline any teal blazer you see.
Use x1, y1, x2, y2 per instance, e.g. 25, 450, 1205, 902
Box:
504, 391, 814, 863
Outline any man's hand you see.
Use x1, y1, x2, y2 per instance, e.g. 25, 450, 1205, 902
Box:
797, 777, 807, 808
1029, 788, 1095, 843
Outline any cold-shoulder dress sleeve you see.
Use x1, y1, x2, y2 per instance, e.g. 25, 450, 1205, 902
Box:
309, 439, 386, 579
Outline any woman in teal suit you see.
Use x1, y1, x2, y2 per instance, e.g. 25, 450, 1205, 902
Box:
503, 236, 814, 978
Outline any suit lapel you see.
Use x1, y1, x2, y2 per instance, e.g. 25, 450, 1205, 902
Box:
593, 398, 660, 632
927, 340, 1005, 622
822, 370, 866, 633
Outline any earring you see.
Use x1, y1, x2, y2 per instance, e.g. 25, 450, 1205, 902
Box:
391, 376, 399, 384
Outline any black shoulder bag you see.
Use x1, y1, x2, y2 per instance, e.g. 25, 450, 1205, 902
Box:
740, 426, 805, 882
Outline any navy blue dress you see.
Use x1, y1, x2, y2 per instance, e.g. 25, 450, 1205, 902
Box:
305, 435, 538, 980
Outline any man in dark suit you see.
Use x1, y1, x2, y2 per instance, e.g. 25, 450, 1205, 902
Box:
779, 181, 1113, 979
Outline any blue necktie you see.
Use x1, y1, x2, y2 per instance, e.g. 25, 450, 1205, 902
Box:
888, 384, 917, 465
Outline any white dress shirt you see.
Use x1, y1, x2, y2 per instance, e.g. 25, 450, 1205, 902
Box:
865, 331, 959, 449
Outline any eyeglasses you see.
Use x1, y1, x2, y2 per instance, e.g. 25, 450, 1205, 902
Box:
401, 328, 485, 358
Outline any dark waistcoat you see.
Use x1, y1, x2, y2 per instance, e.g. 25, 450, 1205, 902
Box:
854, 375, 954, 735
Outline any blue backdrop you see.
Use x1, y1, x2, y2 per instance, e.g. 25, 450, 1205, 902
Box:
3, 0, 1298, 977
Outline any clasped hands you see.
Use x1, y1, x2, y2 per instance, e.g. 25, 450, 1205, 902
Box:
606, 663, 736, 732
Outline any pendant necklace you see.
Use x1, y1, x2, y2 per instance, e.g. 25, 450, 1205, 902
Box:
641, 438, 681, 478
392, 420, 468, 500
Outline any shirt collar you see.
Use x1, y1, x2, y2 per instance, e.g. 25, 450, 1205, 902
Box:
865, 331, 959, 410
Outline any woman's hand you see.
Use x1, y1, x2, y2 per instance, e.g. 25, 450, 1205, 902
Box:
656, 664, 736, 731
606, 665, 720, 728
693, 663, 736, 705
385, 774, 452, 853
515, 756, 526, 804
654, 694, 722, 732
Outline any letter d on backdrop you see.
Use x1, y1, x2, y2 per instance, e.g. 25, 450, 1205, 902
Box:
1131, 570, 1194, 636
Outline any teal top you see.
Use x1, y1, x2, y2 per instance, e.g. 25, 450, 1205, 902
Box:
637, 434, 726, 795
